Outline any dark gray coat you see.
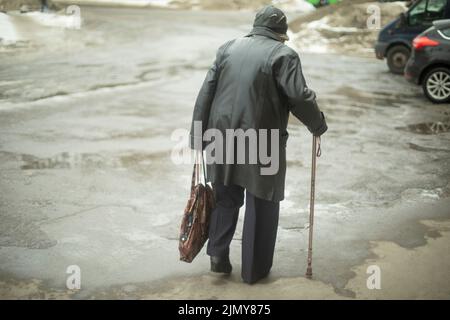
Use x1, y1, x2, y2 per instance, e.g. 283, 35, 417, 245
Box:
190, 27, 327, 202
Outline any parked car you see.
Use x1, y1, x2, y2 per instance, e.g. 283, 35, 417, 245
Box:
375, 0, 450, 74
405, 19, 450, 103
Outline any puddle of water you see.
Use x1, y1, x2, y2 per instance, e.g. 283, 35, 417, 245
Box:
332, 86, 407, 108
408, 143, 450, 153
20, 152, 112, 170
398, 120, 450, 135
19, 152, 167, 171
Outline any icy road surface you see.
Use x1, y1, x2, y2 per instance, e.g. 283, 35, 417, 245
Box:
0, 7, 449, 298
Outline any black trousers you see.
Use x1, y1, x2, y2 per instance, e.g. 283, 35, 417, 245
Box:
207, 183, 280, 284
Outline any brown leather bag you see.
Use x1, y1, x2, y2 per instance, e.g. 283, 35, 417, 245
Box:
179, 153, 215, 263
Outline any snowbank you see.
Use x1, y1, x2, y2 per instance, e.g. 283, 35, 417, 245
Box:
1, 10, 83, 50
0, 0, 60, 12
24, 11, 82, 29
0, 12, 20, 45
289, 1, 407, 56
53, 0, 175, 8
272, 0, 315, 13
54, 0, 315, 11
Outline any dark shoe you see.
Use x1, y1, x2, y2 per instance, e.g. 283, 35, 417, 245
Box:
242, 271, 270, 284
210, 256, 232, 274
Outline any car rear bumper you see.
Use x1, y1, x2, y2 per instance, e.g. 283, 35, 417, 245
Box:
404, 57, 421, 84
375, 41, 388, 60
404, 48, 434, 85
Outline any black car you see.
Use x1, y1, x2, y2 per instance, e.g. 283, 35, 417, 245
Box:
375, 0, 450, 74
405, 19, 450, 103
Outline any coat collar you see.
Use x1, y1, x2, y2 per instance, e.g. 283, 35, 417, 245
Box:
245, 26, 285, 42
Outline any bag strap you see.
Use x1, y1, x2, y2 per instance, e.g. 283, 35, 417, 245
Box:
191, 151, 207, 188
201, 151, 207, 186
191, 156, 199, 189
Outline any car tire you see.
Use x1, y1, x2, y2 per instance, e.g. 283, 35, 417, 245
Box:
422, 67, 450, 104
387, 45, 410, 75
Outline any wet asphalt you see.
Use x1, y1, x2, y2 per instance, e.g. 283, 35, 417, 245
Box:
0, 6, 449, 297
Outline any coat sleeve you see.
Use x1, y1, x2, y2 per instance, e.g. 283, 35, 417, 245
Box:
274, 51, 327, 136
189, 44, 227, 150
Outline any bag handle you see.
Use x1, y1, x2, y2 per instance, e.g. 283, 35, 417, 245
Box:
191, 151, 207, 188
201, 151, 207, 186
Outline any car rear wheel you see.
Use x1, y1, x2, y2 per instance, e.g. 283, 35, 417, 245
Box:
422, 68, 450, 104
387, 45, 410, 75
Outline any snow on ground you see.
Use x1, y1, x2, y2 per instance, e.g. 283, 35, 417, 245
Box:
54, 0, 173, 7
272, 0, 315, 12
24, 11, 82, 29
1, 10, 84, 50
0, 13, 20, 45
142, 0, 172, 6
54, 0, 314, 11
288, 16, 361, 54
307, 16, 359, 33
289, 1, 406, 56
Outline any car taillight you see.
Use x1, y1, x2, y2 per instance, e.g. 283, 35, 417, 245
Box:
413, 36, 440, 50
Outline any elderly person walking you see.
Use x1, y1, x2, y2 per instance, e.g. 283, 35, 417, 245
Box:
189, 5, 327, 284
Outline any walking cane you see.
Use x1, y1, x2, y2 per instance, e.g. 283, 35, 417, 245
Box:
306, 135, 321, 279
